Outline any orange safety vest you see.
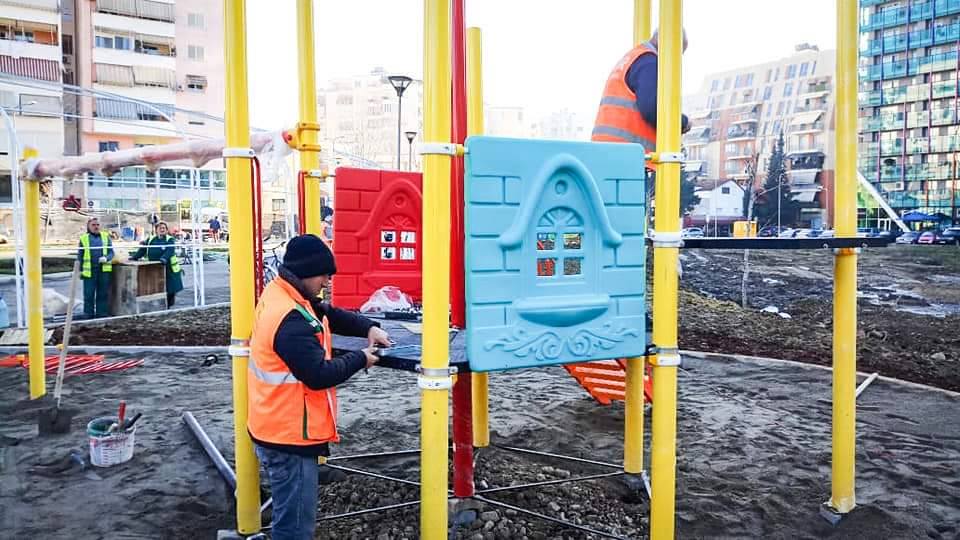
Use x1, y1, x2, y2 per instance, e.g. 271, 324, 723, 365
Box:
248, 277, 339, 446
592, 42, 658, 151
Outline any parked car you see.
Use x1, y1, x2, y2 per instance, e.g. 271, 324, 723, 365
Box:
794, 228, 815, 238
857, 227, 880, 237
918, 231, 937, 244
778, 228, 798, 238
682, 227, 704, 238
759, 226, 789, 237
876, 229, 902, 240
895, 231, 921, 244
817, 229, 835, 238
935, 227, 960, 245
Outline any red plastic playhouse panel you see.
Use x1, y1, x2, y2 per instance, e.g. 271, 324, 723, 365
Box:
332, 167, 424, 309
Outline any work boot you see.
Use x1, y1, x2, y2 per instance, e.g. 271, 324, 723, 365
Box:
317, 464, 347, 484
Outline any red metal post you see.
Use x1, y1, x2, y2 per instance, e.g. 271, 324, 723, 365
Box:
297, 170, 307, 235
252, 158, 265, 299
450, 0, 474, 499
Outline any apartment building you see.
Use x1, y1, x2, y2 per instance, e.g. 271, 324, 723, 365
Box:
485, 105, 526, 138
530, 108, 587, 141
859, 0, 960, 224
0, 0, 64, 225
318, 67, 423, 171
684, 44, 837, 228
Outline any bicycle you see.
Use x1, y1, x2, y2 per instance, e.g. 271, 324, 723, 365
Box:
262, 241, 286, 284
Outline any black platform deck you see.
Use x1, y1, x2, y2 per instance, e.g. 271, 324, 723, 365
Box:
678, 236, 894, 250
332, 319, 469, 373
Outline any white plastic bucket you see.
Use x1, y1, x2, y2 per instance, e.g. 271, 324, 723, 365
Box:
87, 416, 136, 467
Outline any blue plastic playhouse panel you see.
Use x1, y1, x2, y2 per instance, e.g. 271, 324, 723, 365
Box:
464, 136, 648, 372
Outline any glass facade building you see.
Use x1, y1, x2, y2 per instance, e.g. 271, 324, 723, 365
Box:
859, 0, 960, 223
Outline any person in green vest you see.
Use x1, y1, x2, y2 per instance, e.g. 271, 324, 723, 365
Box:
130, 222, 184, 308
77, 217, 114, 319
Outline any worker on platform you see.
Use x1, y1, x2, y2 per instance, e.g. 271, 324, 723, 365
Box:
77, 217, 114, 319
248, 234, 390, 540
592, 28, 690, 149
129, 222, 183, 308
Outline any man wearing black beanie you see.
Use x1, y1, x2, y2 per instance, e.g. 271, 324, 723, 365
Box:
247, 234, 390, 540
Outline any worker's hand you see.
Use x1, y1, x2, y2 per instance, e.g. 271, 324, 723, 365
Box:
367, 326, 391, 348
98, 256, 107, 264
361, 347, 380, 369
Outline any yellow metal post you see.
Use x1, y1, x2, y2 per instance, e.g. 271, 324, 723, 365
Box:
465, 26, 489, 448
649, 1, 682, 538
223, 0, 261, 533
421, 0, 452, 537
23, 147, 44, 399
297, 0, 322, 236
623, 0, 653, 477
829, 0, 858, 515
633, 0, 652, 47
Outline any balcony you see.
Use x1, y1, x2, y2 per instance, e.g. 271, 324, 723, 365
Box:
729, 110, 760, 125
789, 111, 824, 134
96, 0, 175, 23
880, 139, 904, 156
787, 152, 825, 170
725, 126, 756, 141
683, 126, 711, 146
860, 113, 903, 132
931, 107, 957, 126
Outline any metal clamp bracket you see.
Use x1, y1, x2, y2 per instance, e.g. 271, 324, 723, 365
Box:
833, 247, 862, 255
306, 169, 329, 179
647, 346, 682, 367
417, 142, 466, 157
650, 231, 683, 248
222, 147, 255, 159
416, 365, 457, 391
647, 151, 684, 164
228, 338, 250, 358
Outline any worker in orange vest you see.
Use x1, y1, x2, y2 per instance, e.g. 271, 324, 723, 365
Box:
248, 234, 390, 540
592, 28, 690, 150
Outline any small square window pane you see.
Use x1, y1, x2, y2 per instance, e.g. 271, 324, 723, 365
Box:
536, 232, 556, 251
381, 230, 396, 243
563, 232, 582, 250
537, 258, 556, 277
381, 247, 397, 260
400, 247, 416, 260
563, 257, 582, 276
400, 231, 416, 244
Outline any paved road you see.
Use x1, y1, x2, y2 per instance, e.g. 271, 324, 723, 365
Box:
0, 258, 232, 325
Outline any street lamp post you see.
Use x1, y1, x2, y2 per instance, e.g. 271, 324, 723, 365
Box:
405, 130, 417, 171
387, 75, 413, 170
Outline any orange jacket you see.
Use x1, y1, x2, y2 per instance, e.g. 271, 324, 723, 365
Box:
592, 42, 658, 151
248, 277, 338, 446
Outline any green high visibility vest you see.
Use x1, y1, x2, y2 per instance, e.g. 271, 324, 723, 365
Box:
80, 232, 112, 278
147, 235, 181, 274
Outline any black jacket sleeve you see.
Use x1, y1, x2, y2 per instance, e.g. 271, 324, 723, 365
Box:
314, 302, 379, 338
626, 54, 689, 133
273, 310, 367, 390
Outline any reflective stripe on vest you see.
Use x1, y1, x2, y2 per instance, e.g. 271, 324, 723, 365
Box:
80, 232, 113, 278
146, 236, 181, 273
247, 278, 338, 446
591, 42, 658, 151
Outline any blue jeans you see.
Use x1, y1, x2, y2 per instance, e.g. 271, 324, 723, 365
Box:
255, 445, 318, 540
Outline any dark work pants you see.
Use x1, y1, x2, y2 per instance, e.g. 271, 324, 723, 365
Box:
82, 269, 111, 318
167, 293, 176, 309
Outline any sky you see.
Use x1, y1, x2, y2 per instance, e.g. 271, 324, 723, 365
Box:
246, 0, 838, 130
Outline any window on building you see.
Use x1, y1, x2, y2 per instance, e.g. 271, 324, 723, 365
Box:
723, 77, 732, 90
158, 169, 178, 189
786, 64, 797, 79
187, 13, 205, 28
95, 35, 113, 48
115, 36, 132, 50
272, 199, 286, 213
773, 67, 780, 82
188, 45, 204, 61
777, 102, 785, 115
99, 141, 119, 152
0, 173, 11, 204
729, 93, 737, 106
799, 62, 810, 76
186, 75, 207, 92
212, 171, 226, 189
784, 102, 791, 115
710, 79, 719, 92
725, 143, 737, 154
783, 82, 793, 97
199, 170, 210, 188
188, 119, 205, 126
810, 61, 817, 75
721, 186, 731, 194
62, 35, 73, 55
762, 86, 773, 100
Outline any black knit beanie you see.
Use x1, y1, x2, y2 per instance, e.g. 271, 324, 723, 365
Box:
283, 234, 336, 279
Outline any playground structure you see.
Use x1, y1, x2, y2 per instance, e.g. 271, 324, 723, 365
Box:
11, 1, 873, 539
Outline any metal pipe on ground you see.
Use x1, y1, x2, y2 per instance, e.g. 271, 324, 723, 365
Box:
182, 411, 237, 491
856, 372, 880, 399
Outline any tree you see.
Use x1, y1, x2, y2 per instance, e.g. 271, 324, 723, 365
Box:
680, 172, 701, 216
753, 132, 798, 228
